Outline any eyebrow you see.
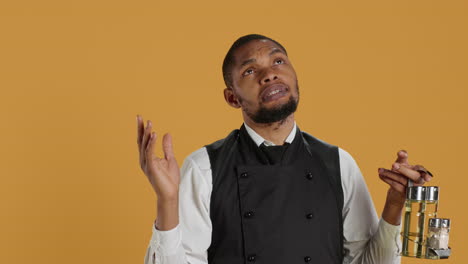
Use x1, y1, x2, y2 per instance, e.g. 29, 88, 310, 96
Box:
239, 48, 285, 68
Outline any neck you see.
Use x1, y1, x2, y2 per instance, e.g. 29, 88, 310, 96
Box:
243, 114, 295, 145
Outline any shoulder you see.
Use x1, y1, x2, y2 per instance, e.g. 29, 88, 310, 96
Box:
205, 129, 240, 152
182, 129, 240, 173
300, 131, 338, 150
183, 147, 211, 171
298, 130, 360, 186
300, 131, 361, 194
338, 148, 359, 168
298, 129, 355, 168
299, 130, 359, 170
337, 147, 362, 185
300, 131, 341, 170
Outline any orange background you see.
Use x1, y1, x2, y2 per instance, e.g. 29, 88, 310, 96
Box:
1, 0, 466, 263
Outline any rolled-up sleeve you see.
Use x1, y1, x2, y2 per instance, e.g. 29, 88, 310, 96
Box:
339, 148, 401, 264
144, 148, 212, 264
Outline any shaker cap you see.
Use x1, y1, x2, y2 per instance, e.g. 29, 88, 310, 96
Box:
442, 218, 451, 228
429, 218, 442, 228
425, 186, 439, 201
407, 186, 426, 201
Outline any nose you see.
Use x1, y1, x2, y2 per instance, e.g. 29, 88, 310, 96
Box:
259, 68, 278, 85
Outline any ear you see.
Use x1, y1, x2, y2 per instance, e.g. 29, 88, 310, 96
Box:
223, 87, 241, 109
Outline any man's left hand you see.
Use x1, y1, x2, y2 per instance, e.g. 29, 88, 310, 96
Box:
379, 150, 433, 190
377, 150, 433, 224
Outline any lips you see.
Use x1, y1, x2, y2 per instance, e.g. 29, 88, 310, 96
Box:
260, 83, 289, 103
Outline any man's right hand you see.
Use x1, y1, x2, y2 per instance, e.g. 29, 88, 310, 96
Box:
136, 115, 180, 202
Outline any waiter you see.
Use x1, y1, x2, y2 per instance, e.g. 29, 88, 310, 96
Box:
137, 34, 433, 264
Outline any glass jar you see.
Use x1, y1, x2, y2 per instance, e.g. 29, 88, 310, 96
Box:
401, 186, 439, 258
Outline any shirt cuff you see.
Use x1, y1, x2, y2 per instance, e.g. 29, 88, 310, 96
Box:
377, 218, 402, 252
380, 217, 401, 230
151, 223, 182, 256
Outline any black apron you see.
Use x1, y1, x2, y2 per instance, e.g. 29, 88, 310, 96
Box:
205, 124, 344, 263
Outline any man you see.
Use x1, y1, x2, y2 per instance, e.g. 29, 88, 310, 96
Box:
137, 34, 433, 264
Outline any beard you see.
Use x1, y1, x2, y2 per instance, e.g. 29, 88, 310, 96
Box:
242, 82, 300, 124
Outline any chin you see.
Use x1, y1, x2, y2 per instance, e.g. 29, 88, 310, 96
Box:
262, 94, 291, 107
250, 95, 299, 124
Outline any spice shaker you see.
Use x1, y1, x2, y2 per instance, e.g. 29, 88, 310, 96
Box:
426, 218, 451, 259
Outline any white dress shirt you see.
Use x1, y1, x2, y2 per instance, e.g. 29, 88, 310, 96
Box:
144, 122, 402, 264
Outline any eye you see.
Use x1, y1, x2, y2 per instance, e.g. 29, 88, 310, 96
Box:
274, 58, 284, 65
243, 68, 254, 76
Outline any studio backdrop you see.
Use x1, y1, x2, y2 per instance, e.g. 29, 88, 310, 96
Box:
0, 0, 466, 263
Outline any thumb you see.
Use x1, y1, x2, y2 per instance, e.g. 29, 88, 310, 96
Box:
395, 149, 409, 165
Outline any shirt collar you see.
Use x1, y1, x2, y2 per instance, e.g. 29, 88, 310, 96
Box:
243, 121, 297, 147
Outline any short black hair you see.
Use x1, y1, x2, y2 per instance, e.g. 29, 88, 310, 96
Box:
222, 34, 288, 88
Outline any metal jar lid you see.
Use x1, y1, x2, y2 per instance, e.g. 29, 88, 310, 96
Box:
407, 186, 426, 201
425, 186, 440, 201
429, 218, 442, 228
442, 218, 451, 228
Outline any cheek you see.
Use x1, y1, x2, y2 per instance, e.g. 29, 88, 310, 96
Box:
283, 66, 297, 79
233, 88, 259, 106
236, 75, 256, 87
235, 78, 258, 94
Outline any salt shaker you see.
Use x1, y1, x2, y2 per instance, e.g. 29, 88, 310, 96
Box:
439, 219, 451, 249
426, 218, 451, 259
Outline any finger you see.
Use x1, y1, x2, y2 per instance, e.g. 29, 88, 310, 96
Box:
391, 163, 423, 182
378, 168, 408, 186
136, 115, 144, 147
391, 163, 431, 182
379, 173, 406, 193
413, 164, 433, 182
141, 120, 152, 154
412, 177, 426, 186
162, 133, 175, 160
380, 176, 406, 193
391, 162, 415, 171
422, 173, 432, 182
145, 132, 157, 160
395, 149, 409, 165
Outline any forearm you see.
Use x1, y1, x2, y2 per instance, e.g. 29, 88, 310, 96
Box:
345, 219, 402, 264
382, 202, 404, 226
349, 191, 404, 263
381, 188, 405, 226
